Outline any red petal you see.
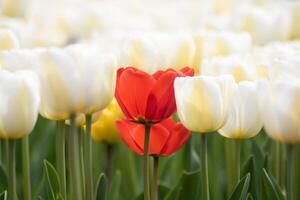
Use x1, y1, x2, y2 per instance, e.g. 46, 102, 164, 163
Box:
115, 67, 156, 120
145, 71, 178, 121
132, 123, 170, 155
116, 120, 143, 155
161, 123, 191, 156
179, 67, 194, 76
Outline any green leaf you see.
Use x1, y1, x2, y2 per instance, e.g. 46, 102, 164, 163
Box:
0, 190, 7, 200
0, 165, 7, 192
108, 170, 121, 200
164, 170, 200, 200
95, 173, 108, 200
228, 173, 251, 200
262, 168, 285, 200
43, 160, 63, 200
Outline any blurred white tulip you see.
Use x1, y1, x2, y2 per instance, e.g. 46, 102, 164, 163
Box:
0, 49, 40, 72
219, 81, 263, 139
231, 5, 292, 45
0, 30, 19, 50
174, 75, 235, 133
119, 32, 195, 73
0, 70, 40, 139
202, 56, 255, 82
192, 31, 252, 72
259, 80, 300, 143
37, 45, 117, 120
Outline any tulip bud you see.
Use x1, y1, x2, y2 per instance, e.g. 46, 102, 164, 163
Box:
0, 70, 40, 139
258, 80, 300, 143
37, 46, 117, 120
174, 75, 235, 133
219, 81, 263, 139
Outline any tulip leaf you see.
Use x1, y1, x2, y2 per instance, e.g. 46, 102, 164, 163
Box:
262, 168, 284, 200
95, 173, 107, 200
0, 164, 7, 192
43, 160, 63, 200
164, 170, 200, 200
108, 170, 121, 200
0, 190, 7, 200
228, 173, 251, 200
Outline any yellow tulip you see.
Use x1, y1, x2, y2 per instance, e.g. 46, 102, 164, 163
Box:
92, 99, 123, 144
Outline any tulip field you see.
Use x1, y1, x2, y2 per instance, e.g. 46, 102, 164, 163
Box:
1, 0, 300, 200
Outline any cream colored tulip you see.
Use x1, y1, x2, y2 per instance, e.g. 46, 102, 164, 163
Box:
119, 33, 195, 73
259, 80, 300, 143
0, 70, 40, 139
0, 30, 19, 50
219, 81, 263, 139
192, 31, 252, 72
174, 75, 235, 133
37, 46, 117, 120
0, 49, 40, 72
231, 5, 291, 45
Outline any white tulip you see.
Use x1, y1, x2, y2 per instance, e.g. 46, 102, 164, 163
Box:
119, 32, 195, 73
259, 80, 300, 143
174, 75, 235, 133
219, 81, 263, 139
0, 49, 40, 72
202, 56, 256, 82
0, 70, 40, 139
231, 5, 292, 45
193, 31, 252, 71
37, 46, 117, 120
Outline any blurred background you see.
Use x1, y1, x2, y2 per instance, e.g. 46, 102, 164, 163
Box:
0, 0, 300, 199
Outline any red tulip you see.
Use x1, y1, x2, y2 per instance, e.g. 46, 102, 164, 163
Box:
116, 118, 191, 156
115, 67, 194, 123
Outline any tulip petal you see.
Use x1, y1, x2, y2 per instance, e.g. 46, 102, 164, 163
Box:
132, 123, 170, 155
115, 67, 156, 120
161, 123, 191, 156
116, 120, 143, 155
146, 71, 178, 121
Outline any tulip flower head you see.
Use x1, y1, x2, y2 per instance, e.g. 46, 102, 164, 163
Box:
115, 67, 194, 123
259, 80, 300, 143
92, 99, 123, 144
0, 30, 19, 50
0, 70, 40, 139
116, 118, 191, 156
174, 75, 235, 133
219, 81, 263, 139
37, 46, 117, 120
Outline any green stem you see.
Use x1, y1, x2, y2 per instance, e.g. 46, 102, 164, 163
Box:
235, 140, 240, 182
8, 139, 17, 200
70, 114, 83, 200
153, 156, 159, 200
56, 121, 67, 199
85, 114, 93, 200
286, 144, 294, 200
78, 127, 85, 197
22, 136, 31, 200
144, 124, 151, 200
106, 144, 114, 185
201, 134, 209, 200
275, 142, 281, 184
